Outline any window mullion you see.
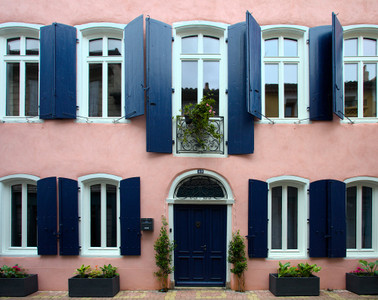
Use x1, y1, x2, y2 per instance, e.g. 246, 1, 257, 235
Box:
356, 186, 362, 250
198, 59, 203, 103
357, 61, 364, 118
282, 185, 288, 250
19, 61, 26, 117
21, 183, 27, 248
103, 62, 108, 118
279, 62, 285, 118
101, 183, 106, 248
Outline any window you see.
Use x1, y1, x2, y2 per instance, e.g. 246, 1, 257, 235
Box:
267, 176, 308, 258
343, 27, 378, 120
0, 24, 40, 121
261, 27, 308, 122
79, 174, 121, 256
0, 175, 39, 255
345, 177, 378, 257
77, 24, 125, 122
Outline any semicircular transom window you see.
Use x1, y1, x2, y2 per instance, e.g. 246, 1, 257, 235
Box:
175, 176, 226, 198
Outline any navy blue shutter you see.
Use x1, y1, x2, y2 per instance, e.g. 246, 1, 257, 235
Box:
120, 177, 141, 255
59, 178, 79, 255
247, 179, 268, 258
246, 11, 262, 118
146, 18, 172, 153
125, 15, 145, 119
228, 21, 254, 154
37, 177, 57, 255
327, 180, 346, 257
40, 23, 77, 119
309, 26, 333, 121
332, 13, 344, 119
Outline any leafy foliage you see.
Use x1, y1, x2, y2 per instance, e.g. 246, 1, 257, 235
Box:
101, 264, 119, 278
0, 264, 28, 278
278, 262, 321, 278
74, 264, 118, 278
351, 260, 378, 276
228, 230, 248, 277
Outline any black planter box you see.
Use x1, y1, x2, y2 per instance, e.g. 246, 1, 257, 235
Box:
0, 274, 38, 297
68, 275, 120, 297
269, 273, 320, 296
346, 273, 378, 295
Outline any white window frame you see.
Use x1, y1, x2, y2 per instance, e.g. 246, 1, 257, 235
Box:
267, 176, 309, 259
0, 23, 41, 123
343, 25, 378, 123
78, 173, 121, 256
260, 25, 309, 124
172, 21, 228, 157
76, 23, 128, 124
0, 174, 39, 256
345, 176, 378, 258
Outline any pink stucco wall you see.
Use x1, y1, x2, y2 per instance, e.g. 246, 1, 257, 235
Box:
1, 0, 377, 291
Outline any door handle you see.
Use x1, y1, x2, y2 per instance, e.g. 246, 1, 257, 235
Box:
200, 244, 207, 251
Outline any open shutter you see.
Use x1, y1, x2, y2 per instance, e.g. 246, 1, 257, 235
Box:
146, 18, 172, 153
309, 26, 333, 120
246, 11, 262, 118
59, 178, 79, 255
228, 21, 254, 154
125, 15, 145, 119
37, 177, 57, 255
332, 13, 344, 119
120, 177, 141, 255
40, 23, 77, 119
247, 179, 268, 258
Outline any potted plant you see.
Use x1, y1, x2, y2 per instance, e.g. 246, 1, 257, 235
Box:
269, 262, 321, 296
228, 230, 248, 292
346, 260, 378, 295
154, 216, 175, 292
68, 264, 120, 297
0, 264, 38, 296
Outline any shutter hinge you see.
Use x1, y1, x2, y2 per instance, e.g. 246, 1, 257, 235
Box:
225, 89, 228, 94
172, 140, 175, 145
76, 38, 79, 44
225, 141, 228, 145
172, 37, 174, 42
225, 38, 228, 43
306, 39, 309, 44
172, 88, 175, 93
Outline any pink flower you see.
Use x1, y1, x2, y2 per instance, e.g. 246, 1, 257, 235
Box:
206, 103, 209, 106
209, 110, 212, 113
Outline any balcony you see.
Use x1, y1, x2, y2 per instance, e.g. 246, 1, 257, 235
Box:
176, 116, 224, 155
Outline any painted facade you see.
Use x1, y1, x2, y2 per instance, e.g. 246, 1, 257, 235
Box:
0, 0, 377, 292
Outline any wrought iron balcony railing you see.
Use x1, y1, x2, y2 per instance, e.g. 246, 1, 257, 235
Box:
176, 116, 224, 154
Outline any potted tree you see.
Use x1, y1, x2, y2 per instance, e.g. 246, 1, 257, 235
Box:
153, 216, 175, 292
0, 264, 38, 297
228, 230, 248, 292
68, 264, 119, 297
346, 260, 378, 295
269, 262, 321, 296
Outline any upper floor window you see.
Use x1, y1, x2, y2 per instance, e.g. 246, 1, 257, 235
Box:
344, 27, 378, 120
0, 24, 40, 120
261, 27, 308, 122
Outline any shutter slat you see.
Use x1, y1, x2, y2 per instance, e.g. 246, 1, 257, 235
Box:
37, 177, 57, 255
248, 179, 268, 258
120, 177, 141, 255
59, 178, 79, 255
332, 13, 344, 119
125, 15, 145, 119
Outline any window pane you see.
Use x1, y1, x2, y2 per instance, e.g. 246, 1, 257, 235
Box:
11, 184, 22, 247
6, 63, 20, 116
284, 38, 298, 57
203, 36, 219, 54
363, 64, 377, 117
108, 63, 122, 117
7, 38, 20, 55
26, 38, 39, 55
363, 38, 377, 56
287, 186, 298, 249
181, 61, 198, 109
182, 36, 198, 54
89, 38, 103, 56
203, 61, 219, 115
361, 187, 372, 249
346, 186, 357, 249
265, 38, 278, 57
271, 186, 282, 249
106, 184, 117, 247
89, 64, 102, 117
265, 64, 279, 117
27, 185, 37, 247
108, 38, 121, 56
25, 63, 39, 116
344, 38, 358, 56
344, 64, 358, 117
284, 64, 298, 117
90, 184, 101, 247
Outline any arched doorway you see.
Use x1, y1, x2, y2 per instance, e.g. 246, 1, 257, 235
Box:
167, 170, 234, 287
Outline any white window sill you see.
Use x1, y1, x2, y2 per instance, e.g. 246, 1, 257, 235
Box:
268, 250, 308, 260
341, 118, 378, 124
81, 247, 120, 257
1, 117, 43, 123
256, 118, 310, 125
75, 117, 131, 124
346, 249, 378, 258
1, 247, 38, 256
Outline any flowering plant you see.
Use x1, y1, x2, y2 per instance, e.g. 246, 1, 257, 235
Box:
278, 262, 321, 278
351, 260, 378, 276
74, 264, 118, 279
0, 264, 28, 278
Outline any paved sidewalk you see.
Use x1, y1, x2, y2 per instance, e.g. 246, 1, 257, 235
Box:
1, 290, 378, 300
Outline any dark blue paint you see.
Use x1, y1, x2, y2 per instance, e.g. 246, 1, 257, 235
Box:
332, 13, 344, 119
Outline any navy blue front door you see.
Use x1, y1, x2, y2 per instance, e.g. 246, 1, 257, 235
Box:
174, 204, 227, 286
